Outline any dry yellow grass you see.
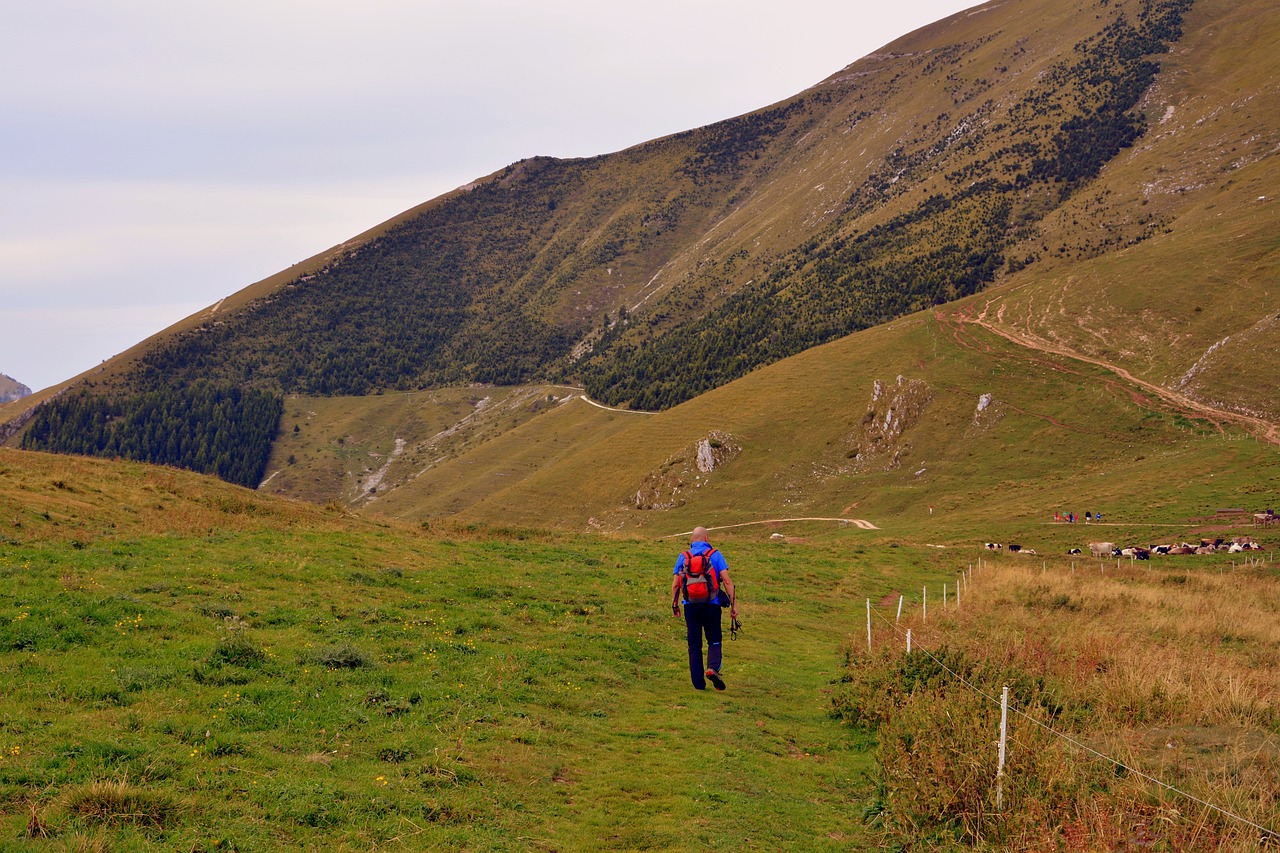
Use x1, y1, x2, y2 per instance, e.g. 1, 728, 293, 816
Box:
860, 552, 1280, 848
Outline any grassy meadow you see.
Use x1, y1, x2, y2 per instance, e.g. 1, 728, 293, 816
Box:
1, 449, 963, 850
4, 449, 1279, 849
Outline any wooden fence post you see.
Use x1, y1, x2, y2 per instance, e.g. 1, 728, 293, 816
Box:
866, 598, 872, 653
996, 685, 1009, 811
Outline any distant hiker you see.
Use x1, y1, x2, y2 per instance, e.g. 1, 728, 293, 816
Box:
1085, 511, 1092, 523
671, 526, 738, 691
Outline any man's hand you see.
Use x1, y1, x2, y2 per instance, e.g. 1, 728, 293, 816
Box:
672, 602, 680, 617
730, 607, 738, 619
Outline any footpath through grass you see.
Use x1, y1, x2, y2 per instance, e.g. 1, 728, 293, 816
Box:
0, 522, 938, 850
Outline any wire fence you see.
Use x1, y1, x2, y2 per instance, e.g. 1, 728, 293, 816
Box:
861, 556, 1280, 843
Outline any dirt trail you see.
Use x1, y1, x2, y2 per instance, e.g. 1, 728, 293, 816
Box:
944, 307, 1280, 446
577, 395, 657, 415
662, 517, 879, 538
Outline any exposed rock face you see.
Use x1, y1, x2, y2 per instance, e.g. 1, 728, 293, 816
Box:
843, 375, 933, 472
634, 430, 741, 510
0, 374, 32, 404
972, 391, 1004, 429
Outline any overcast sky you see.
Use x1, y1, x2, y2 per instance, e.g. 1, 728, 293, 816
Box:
1, 0, 978, 393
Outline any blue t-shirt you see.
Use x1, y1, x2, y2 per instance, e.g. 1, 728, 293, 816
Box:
674, 541, 729, 603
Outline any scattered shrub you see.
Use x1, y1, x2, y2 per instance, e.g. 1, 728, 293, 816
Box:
208, 634, 266, 669
314, 643, 373, 669
61, 780, 177, 829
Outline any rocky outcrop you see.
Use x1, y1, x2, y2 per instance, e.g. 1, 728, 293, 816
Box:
842, 376, 933, 472
634, 431, 741, 510
0, 374, 31, 404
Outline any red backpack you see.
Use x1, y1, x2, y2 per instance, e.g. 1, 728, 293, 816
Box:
680, 549, 720, 604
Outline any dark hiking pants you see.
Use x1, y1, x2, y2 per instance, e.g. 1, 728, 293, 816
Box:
683, 602, 723, 689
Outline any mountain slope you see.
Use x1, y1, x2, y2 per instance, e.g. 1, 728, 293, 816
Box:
0, 373, 30, 404
122, 0, 1193, 410
11, 0, 1280, 509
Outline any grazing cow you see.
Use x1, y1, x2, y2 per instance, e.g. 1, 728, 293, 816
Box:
1007, 544, 1022, 553
985, 543, 1002, 550
1120, 547, 1149, 559
1089, 542, 1115, 558
1170, 545, 1195, 555
1067, 548, 1082, 555
1152, 545, 1171, 555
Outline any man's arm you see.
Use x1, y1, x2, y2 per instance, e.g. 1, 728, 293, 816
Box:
675, 558, 686, 612
720, 569, 738, 619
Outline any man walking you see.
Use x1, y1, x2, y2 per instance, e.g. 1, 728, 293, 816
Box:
671, 526, 738, 690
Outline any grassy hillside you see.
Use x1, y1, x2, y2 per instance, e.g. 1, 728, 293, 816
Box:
2, 449, 1276, 849
1, 448, 956, 850
973, 0, 1280, 423
259, 385, 621, 508
317, 305, 1276, 549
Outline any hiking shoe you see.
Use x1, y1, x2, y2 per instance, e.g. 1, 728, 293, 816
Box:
705, 669, 726, 691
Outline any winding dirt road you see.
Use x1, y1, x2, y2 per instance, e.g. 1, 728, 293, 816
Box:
943, 305, 1280, 446
663, 517, 879, 539
576, 395, 657, 415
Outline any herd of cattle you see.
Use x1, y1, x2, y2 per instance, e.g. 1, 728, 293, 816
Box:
1076, 538, 1264, 559
983, 539, 1265, 559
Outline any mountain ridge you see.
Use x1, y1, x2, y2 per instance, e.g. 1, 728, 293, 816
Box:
8, 0, 1280, 523
38, 0, 1200, 403
0, 373, 31, 404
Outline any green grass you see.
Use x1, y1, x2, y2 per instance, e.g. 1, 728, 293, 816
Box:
0, 513, 958, 850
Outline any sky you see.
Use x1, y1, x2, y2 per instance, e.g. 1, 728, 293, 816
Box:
1, 0, 978, 394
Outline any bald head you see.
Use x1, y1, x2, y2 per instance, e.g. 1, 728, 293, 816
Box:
691, 526, 710, 543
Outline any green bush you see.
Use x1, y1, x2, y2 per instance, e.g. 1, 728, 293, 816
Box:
314, 643, 374, 669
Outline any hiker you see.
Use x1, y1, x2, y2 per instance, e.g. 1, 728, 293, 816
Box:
670, 526, 738, 691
